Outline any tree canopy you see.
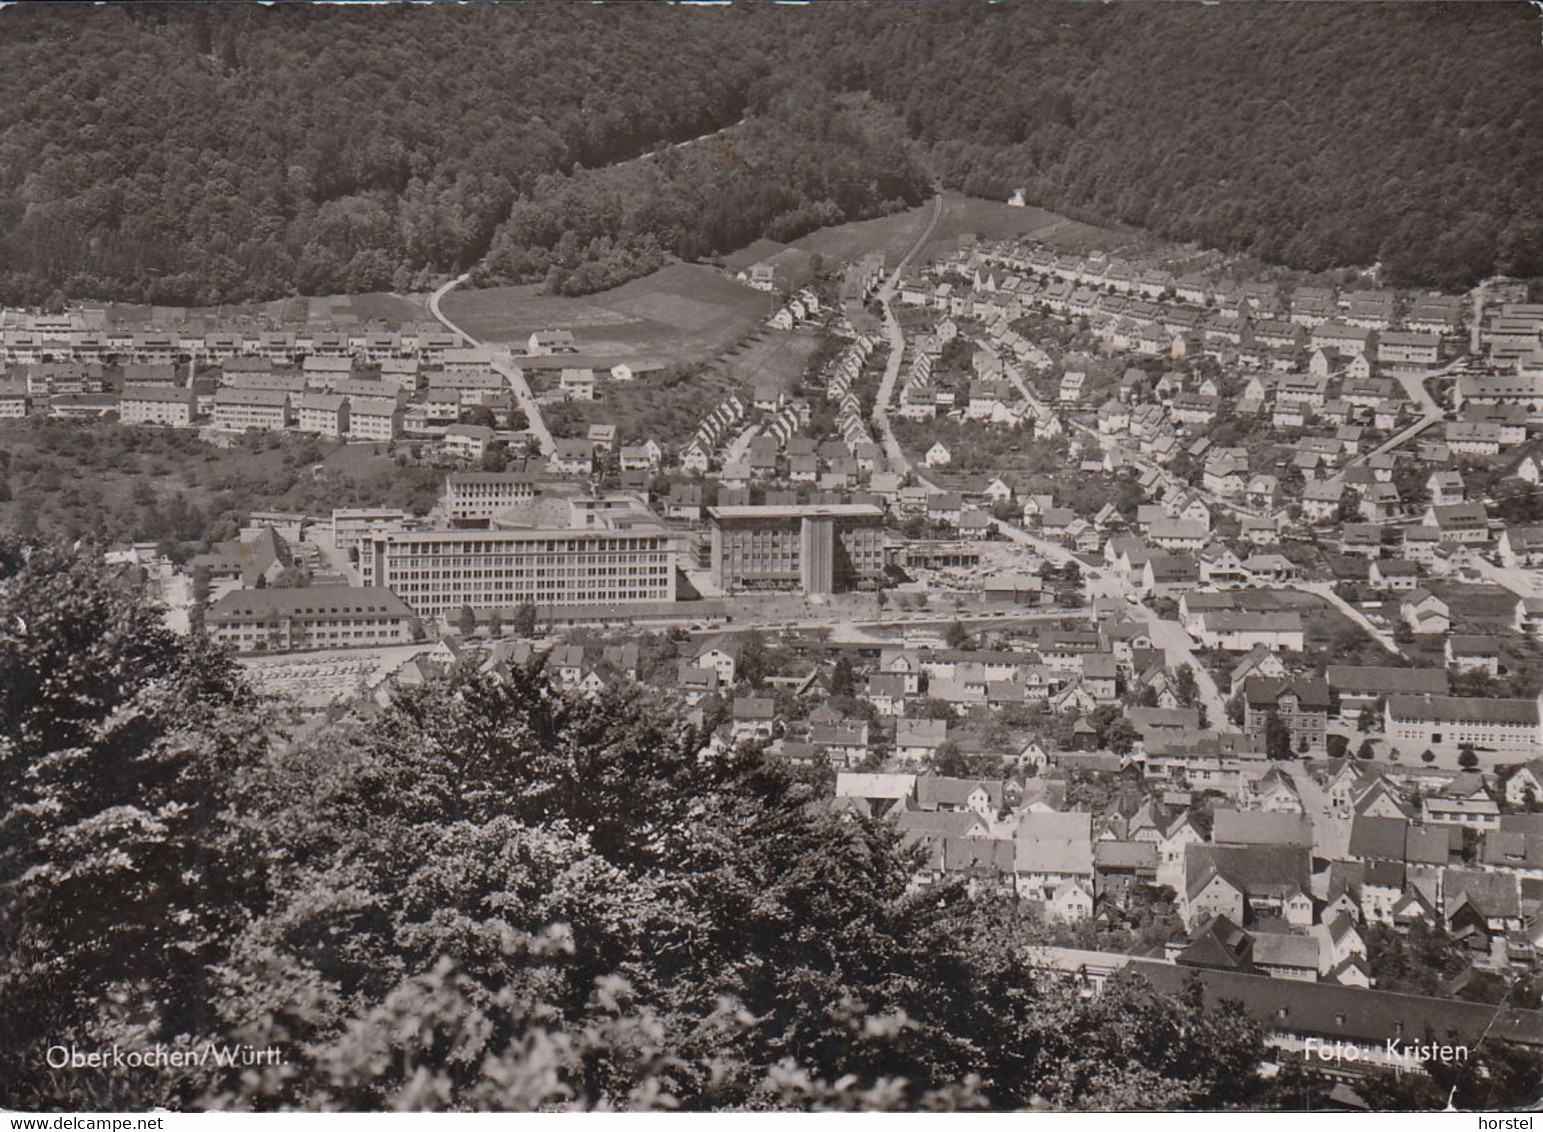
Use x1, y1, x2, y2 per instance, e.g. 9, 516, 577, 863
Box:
2, 3, 1540, 304
0, 540, 1272, 1111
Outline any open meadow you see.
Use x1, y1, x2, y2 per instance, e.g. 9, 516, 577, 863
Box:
443, 262, 777, 362
914, 192, 1142, 266
538, 326, 826, 447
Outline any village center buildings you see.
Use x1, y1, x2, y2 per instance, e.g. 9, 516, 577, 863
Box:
707, 503, 885, 597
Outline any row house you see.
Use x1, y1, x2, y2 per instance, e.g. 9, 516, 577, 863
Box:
120, 386, 197, 427
212, 388, 291, 432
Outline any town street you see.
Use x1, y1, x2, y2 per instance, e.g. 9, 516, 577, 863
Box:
1137, 606, 1232, 731
721, 421, 762, 470
429, 270, 557, 457
1288, 578, 1405, 658
872, 194, 943, 481
989, 516, 1233, 729
1320, 358, 1460, 493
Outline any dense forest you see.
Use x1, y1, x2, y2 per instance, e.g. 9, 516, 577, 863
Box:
815, 3, 1543, 288
478, 90, 927, 296
1, 3, 1540, 304
0, 541, 1285, 1111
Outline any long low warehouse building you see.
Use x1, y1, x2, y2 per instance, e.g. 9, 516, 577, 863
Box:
1383, 693, 1542, 763
205, 586, 414, 652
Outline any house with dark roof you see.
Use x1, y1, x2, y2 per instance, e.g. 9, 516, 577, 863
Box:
189, 527, 292, 589
1173, 915, 1254, 973
1211, 809, 1313, 850
1250, 929, 1322, 982
1128, 959, 1543, 1070
1243, 675, 1330, 756
1182, 844, 1313, 929
1326, 665, 1448, 718
915, 776, 1003, 817
1347, 816, 1409, 864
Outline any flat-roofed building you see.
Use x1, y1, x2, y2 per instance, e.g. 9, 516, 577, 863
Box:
120, 385, 196, 427
332, 508, 411, 553
442, 471, 541, 524
708, 503, 885, 597
205, 586, 413, 652
359, 524, 676, 617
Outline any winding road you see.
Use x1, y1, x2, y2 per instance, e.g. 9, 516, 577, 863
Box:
872, 194, 944, 484
428, 271, 555, 458
1288, 579, 1404, 659
1313, 358, 1458, 500
987, 516, 1234, 730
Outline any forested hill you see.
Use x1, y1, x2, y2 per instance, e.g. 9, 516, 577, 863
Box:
2, 2, 1540, 306
0, 4, 789, 303
808, 2, 1543, 289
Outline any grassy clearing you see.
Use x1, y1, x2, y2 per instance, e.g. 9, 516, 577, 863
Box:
791, 208, 934, 269
537, 325, 826, 447
543, 371, 744, 447
714, 325, 824, 396
788, 190, 1138, 273
915, 192, 1135, 266
444, 262, 776, 362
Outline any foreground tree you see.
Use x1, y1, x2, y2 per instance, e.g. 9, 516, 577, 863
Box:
0, 540, 272, 1107
3, 542, 1280, 1111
